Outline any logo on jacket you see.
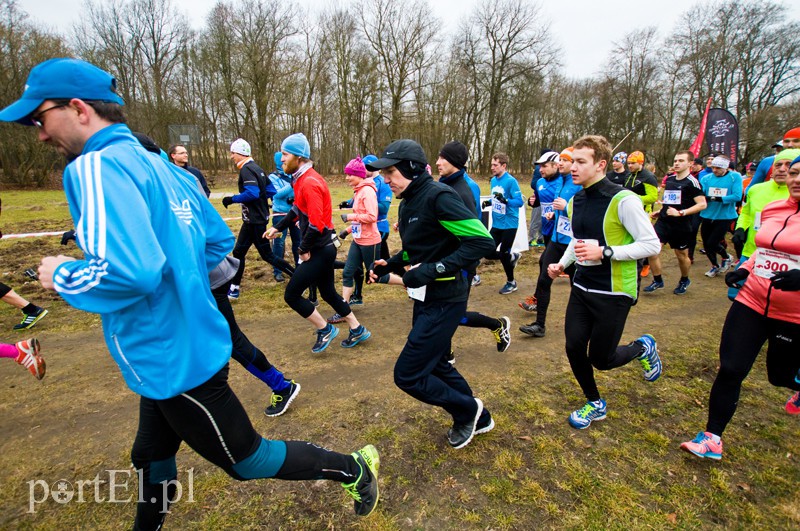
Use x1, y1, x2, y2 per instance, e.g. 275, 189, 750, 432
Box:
170, 199, 194, 225
408, 216, 419, 224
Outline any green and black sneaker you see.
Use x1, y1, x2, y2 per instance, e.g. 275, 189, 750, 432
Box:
342, 444, 380, 517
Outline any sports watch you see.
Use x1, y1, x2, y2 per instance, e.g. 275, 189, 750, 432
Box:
435, 262, 446, 274
602, 246, 614, 259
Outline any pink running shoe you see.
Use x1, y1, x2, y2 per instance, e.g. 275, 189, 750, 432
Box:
785, 391, 800, 415
15, 338, 45, 380
680, 431, 723, 460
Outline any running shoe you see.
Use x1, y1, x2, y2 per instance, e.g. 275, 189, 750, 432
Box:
637, 334, 661, 382
680, 431, 723, 460
274, 272, 285, 283
519, 321, 545, 337
447, 398, 483, 449
327, 313, 346, 324
312, 324, 339, 353
445, 350, 455, 365
13, 308, 48, 331
640, 264, 651, 277
15, 338, 45, 380
518, 295, 537, 312
568, 399, 606, 429
348, 296, 363, 306
673, 278, 691, 295
698, 248, 707, 255
475, 410, 495, 435
264, 381, 301, 417
719, 257, 732, 273
643, 280, 664, 293
704, 266, 720, 278
493, 317, 511, 352
341, 325, 371, 348
535, 238, 545, 247
342, 444, 380, 517
227, 286, 240, 300
471, 275, 482, 287
785, 391, 800, 415
510, 252, 521, 269
499, 281, 518, 295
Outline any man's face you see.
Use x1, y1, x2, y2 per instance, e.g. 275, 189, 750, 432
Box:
787, 162, 800, 199
490, 158, 506, 177
711, 167, 727, 177
705, 156, 714, 167
381, 166, 410, 195
540, 161, 558, 178
436, 156, 457, 178
673, 154, 691, 173
230, 151, 242, 164
627, 161, 642, 173
612, 160, 624, 172
783, 137, 800, 149
282, 152, 301, 174
558, 157, 572, 174
691, 162, 703, 173
171, 146, 188, 165
571, 147, 604, 187
32, 99, 84, 159
773, 159, 791, 184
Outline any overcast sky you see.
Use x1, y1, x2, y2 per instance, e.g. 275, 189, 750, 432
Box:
18, 0, 800, 78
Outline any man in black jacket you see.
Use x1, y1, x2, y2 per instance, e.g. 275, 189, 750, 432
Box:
368, 139, 496, 449
169, 143, 211, 197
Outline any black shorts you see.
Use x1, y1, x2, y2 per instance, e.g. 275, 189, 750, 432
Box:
654, 220, 692, 250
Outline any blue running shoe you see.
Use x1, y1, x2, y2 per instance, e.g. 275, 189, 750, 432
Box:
673, 278, 691, 295
227, 286, 240, 300
568, 399, 607, 429
312, 324, 339, 353
499, 281, 518, 295
637, 334, 662, 382
341, 326, 371, 348
643, 280, 664, 293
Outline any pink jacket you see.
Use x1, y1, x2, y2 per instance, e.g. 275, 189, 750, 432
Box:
738, 196, 800, 324
346, 179, 381, 245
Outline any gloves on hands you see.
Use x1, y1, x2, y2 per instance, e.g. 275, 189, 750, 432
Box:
61, 230, 76, 245
338, 200, 351, 209
493, 192, 508, 204
340, 213, 349, 223
402, 263, 436, 288
771, 269, 800, 291
338, 229, 349, 240
481, 199, 492, 209
731, 228, 747, 248
725, 268, 750, 288
706, 196, 721, 202
222, 196, 234, 208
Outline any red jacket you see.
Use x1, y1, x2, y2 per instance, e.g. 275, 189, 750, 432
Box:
294, 167, 334, 252
738, 196, 800, 324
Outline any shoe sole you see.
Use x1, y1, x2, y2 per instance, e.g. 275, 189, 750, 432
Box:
450, 398, 483, 449
341, 330, 371, 348
18, 339, 45, 380
264, 383, 301, 417
312, 327, 339, 353
14, 309, 48, 331
680, 445, 722, 460
496, 316, 511, 353
643, 285, 664, 293
327, 316, 346, 324
475, 417, 495, 435
569, 413, 606, 430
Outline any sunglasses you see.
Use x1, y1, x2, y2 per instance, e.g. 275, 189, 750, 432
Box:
31, 103, 68, 128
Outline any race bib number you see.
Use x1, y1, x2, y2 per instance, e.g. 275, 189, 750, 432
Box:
556, 215, 573, 237
753, 248, 800, 279
576, 238, 602, 267
407, 285, 426, 302
662, 190, 682, 205
708, 187, 726, 198
754, 212, 762, 230
541, 202, 554, 216
492, 199, 507, 215
351, 223, 362, 238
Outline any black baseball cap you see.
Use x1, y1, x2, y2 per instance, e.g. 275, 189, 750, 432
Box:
365, 139, 427, 171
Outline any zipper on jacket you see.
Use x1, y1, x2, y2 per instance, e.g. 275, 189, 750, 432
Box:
112, 334, 144, 386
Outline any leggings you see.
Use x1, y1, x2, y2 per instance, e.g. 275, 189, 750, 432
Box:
284, 243, 351, 319
0, 282, 11, 298
687, 214, 702, 261
131, 365, 359, 530
487, 227, 517, 281
534, 240, 575, 326
343, 242, 382, 288
232, 223, 295, 285
564, 288, 644, 402
706, 301, 800, 436
700, 218, 734, 266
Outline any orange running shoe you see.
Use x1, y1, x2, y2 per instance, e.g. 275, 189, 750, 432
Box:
640, 264, 651, 277
15, 338, 45, 380
785, 391, 800, 415
518, 296, 537, 312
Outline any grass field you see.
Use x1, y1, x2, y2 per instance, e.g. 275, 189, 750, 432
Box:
0, 181, 798, 530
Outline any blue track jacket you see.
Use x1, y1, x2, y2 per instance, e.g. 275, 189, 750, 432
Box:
489, 172, 523, 229
53, 124, 234, 399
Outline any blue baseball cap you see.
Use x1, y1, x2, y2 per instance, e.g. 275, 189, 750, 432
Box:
362, 154, 378, 166
0, 58, 125, 125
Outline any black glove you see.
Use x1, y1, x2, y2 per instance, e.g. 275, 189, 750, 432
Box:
222, 196, 234, 208
61, 230, 76, 245
493, 192, 508, 204
338, 229, 349, 240
481, 199, 492, 209
338, 200, 351, 209
725, 268, 750, 288
370, 261, 391, 279
340, 213, 349, 223
731, 228, 747, 248
402, 263, 437, 288
770, 269, 800, 291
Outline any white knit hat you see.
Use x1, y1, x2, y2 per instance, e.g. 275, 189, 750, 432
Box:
230, 138, 251, 156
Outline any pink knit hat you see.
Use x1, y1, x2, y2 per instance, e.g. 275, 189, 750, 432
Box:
344, 157, 367, 178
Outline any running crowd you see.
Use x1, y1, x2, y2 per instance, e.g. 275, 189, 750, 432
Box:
1, 58, 798, 527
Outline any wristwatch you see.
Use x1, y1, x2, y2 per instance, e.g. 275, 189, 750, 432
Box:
435, 262, 446, 274
602, 246, 614, 259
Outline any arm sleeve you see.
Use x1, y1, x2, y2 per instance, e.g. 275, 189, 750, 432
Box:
558, 239, 577, 269
201, 197, 236, 271
612, 195, 661, 261
195, 169, 211, 197
736, 189, 753, 230
722, 173, 743, 204
506, 179, 524, 209
385, 249, 411, 274
273, 183, 294, 202
298, 181, 330, 253
273, 207, 299, 232
232, 184, 259, 203
349, 189, 378, 223
434, 192, 496, 272
638, 181, 659, 207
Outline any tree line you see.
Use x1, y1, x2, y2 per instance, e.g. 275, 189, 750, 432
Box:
1, 0, 799, 186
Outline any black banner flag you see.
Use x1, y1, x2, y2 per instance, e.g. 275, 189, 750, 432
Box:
704, 108, 739, 166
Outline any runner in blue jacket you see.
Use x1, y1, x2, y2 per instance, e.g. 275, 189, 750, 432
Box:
483, 152, 524, 294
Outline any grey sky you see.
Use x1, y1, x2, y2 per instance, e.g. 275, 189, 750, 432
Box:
19, 0, 800, 78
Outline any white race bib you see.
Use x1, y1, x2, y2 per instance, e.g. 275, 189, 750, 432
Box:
753, 248, 800, 279
663, 190, 682, 205
492, 199, 507, 215
541, 202, 554, 216
754, 212, 762, 230
351, 222, 362, 238
556, 215, 573, 237
708, 187, 726, 198
407, 285, 426, 301
576, 238, 602, 266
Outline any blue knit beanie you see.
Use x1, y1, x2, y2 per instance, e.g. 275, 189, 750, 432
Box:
281, 133, 311, 159
274, 151, 283, 170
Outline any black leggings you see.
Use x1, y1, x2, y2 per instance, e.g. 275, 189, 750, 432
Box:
212, 282, 272, 373
343, 242, 382, 288
0, 282, 11, 298
284, 243, 351, 319
706, 301, 800, 436
487, 227, 517, 281
564, 288, 643, 402
687, 214, 702, 261
131, 365, 358, 530
700, 218, 734, 266
534, 240, 575, 326
232, 223, 295, 285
